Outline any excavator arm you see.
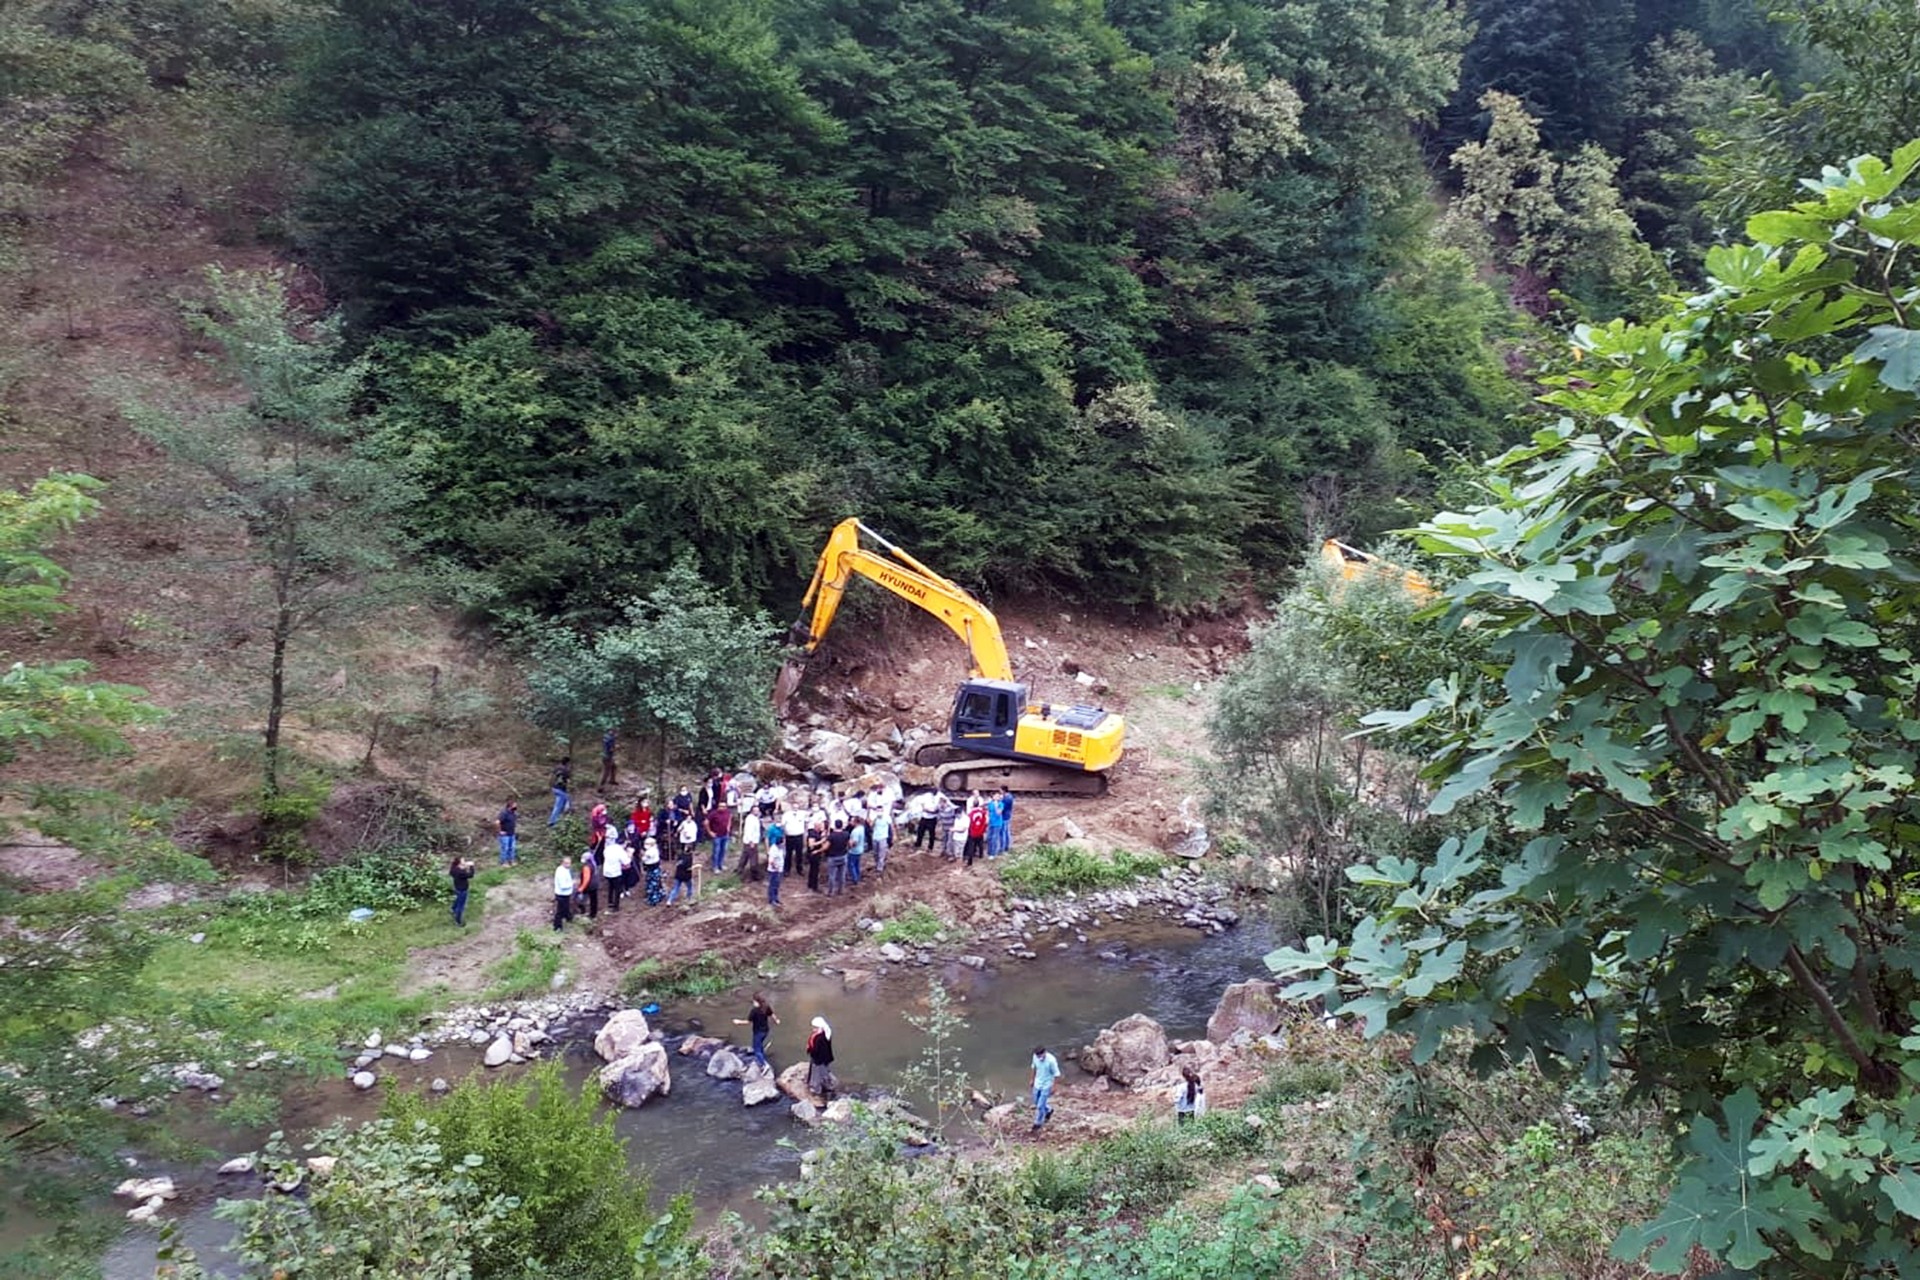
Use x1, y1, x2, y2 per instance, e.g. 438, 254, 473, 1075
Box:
789, 518, 1013, 680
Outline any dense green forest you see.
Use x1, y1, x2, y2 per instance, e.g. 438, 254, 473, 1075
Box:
4, 0, 1870, 623
9, 1, 1920, 1277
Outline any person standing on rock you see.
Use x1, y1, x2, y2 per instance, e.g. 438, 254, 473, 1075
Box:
551, 855, 575, 930
449, 855, 475, 927
765, 815, 786, 906
641, 835, 665, 906
1173, 1065, 1206, 1125
548, 757, 573, 827
805, 1016, 836, 1101
496, 800, 519, 866
1030, 1045, 1060, 1131
734, 994, 780, 1069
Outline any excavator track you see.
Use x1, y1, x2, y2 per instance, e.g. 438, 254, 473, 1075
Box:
912, 745, 1109, 798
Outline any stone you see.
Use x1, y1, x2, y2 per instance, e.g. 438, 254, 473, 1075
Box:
776, 1061, 815, 1101
483, 1035, 513, 1068
217, 1156, 254, 1176
384, 1043, 410, 1059
707, 1048, 747, 1081
599, 1042, 673, 1109
127, 1197, 166, 1223
1251, 1174, 1281, 1194
431, 1077, 450, 1094
878, 942, 908, 963
790, 1100, 822, 1127
408, 1047, 432, 1062
743, 1075, 780, 1106
959, 954, 987, 970
822, 1099, 855, 1125
1206, 980, 1284, 1045
114, 1177, 177, 1202
306, 1156, 337, 1178
983, 1102, 1023, 1133
1077, 1013, 1170, 1087
350, 1070, 377, 1091
365, 1031, 383, 1049
594, 1009, 652, 1062
676, 1034, 725, 1057
839, 967, 876, 989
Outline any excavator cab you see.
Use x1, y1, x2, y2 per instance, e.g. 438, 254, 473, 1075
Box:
950, 679, 1024, 753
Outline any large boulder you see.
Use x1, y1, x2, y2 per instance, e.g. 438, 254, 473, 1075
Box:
1206, 980, 1284, 1045
776, 1061, 815, 1101
599, 1043, 673, 1109
676, 1034, 725, 1057
806, 731, 861, 780
595, 1010, 652, 1063
1077, 1014, 1170, 1087
707, 1048, 747, 1081
742, 1063, 780, 1107
483, 1035, 513, 1068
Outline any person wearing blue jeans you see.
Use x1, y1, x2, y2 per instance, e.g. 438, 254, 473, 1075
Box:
1030, 1045, 1060, 1131
708, 804, 732, 874
449, 856, 474, 926
765, 828, 786, 906
496, 800, 519, 865
547, 757, 572, 827
846, 821, 866, 885
666, 847, 696, 906
733, 995, 780, 1070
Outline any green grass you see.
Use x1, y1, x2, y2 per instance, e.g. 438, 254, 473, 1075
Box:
874, 903, 949, 947
997, 844, 1168, 896
620, 950, 739, 999
486, 928, 565, 1000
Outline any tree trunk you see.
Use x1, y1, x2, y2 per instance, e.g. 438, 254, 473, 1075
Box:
264, 605, 291, 800
657, 732, 670, 798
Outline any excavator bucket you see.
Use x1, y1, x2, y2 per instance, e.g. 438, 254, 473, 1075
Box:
772, 656, 807, 716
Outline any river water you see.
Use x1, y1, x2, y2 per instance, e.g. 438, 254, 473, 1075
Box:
99, 916, 1276, 1277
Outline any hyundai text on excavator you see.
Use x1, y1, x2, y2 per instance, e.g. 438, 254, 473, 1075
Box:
775, 518, 1124, 797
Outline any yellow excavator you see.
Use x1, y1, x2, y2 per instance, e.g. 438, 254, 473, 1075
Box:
1319, 538, 1435, 601
776, 518, 1125, 797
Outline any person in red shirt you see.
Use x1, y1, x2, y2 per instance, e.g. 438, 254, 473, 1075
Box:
963, 797, 989, 868
630, 795, 652, 844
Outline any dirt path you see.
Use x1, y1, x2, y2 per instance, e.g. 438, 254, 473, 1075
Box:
399, 866, 618, 998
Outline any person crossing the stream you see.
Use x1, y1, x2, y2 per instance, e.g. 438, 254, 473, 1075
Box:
734, 994, 780, 1069
805, 1016, 836, 1101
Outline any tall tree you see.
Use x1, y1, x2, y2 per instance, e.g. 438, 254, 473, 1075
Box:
1271, 143, 1920, 1276
126, 268, 417, 800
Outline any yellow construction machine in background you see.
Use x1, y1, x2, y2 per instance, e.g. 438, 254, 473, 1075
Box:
776, 518, 1124, 797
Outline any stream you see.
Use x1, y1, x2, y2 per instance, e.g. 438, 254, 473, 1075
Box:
98, 916, 1276, 1277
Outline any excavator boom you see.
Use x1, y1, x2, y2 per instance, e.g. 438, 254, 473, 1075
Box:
791, 519, 1014, 680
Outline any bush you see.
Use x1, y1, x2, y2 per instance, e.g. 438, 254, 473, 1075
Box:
1190, 1109, 1265, 1156
1082, 1121, 1194, 1212
873, 904, 948, 946
621, 950, 736, 999
997, 845, 1166, 897
1252, 1060, 1346, 1109
1021, 1150, 1094, 1214
384, 1061, 688, 1279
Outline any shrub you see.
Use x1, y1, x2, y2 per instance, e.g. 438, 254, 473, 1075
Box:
621, 950, 736, 999
1082, 1121, 1194, 1212
1021, 1150, 1094, 1214
384, 1061, 687, 1279
997, 844, 1166, 896
874, 904, 948, 946
485, 929, 563, 1000
1252, 1060, 1346, 1109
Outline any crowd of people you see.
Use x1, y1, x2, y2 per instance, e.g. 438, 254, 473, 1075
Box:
452, 757, 1211, 1138
475, 756, 1019, 932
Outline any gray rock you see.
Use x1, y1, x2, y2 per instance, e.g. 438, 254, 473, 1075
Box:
408, 1047, 432, 1062
790, 1100, 822, 1126
217, 1156, 254, 1176
707, 1048, 747, 1081
959, 954, 987, 970
743, 1075, 780, 1106
594, 1010, 651, 1062
114, 1176, 176, 1202
483, 1035, 513, 1068
878, 942, 908, 963
350, 1070, 377, 1091
431, 1077, 450, 1093
599, 1043, 672, 1108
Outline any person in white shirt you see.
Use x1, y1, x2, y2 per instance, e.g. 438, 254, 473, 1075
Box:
740, 807, 763, 882
603, 837, 629, 912
551, 856, 575, 931
1173, 1066, 1207, 1124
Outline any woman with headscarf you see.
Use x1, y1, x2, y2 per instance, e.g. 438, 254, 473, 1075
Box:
805, 1016, 836, 1101
641, 835, 665, 906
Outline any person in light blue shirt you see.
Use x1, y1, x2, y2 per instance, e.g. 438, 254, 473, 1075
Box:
846, 818, 867, 885
1030, 1045, 1061, 1130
